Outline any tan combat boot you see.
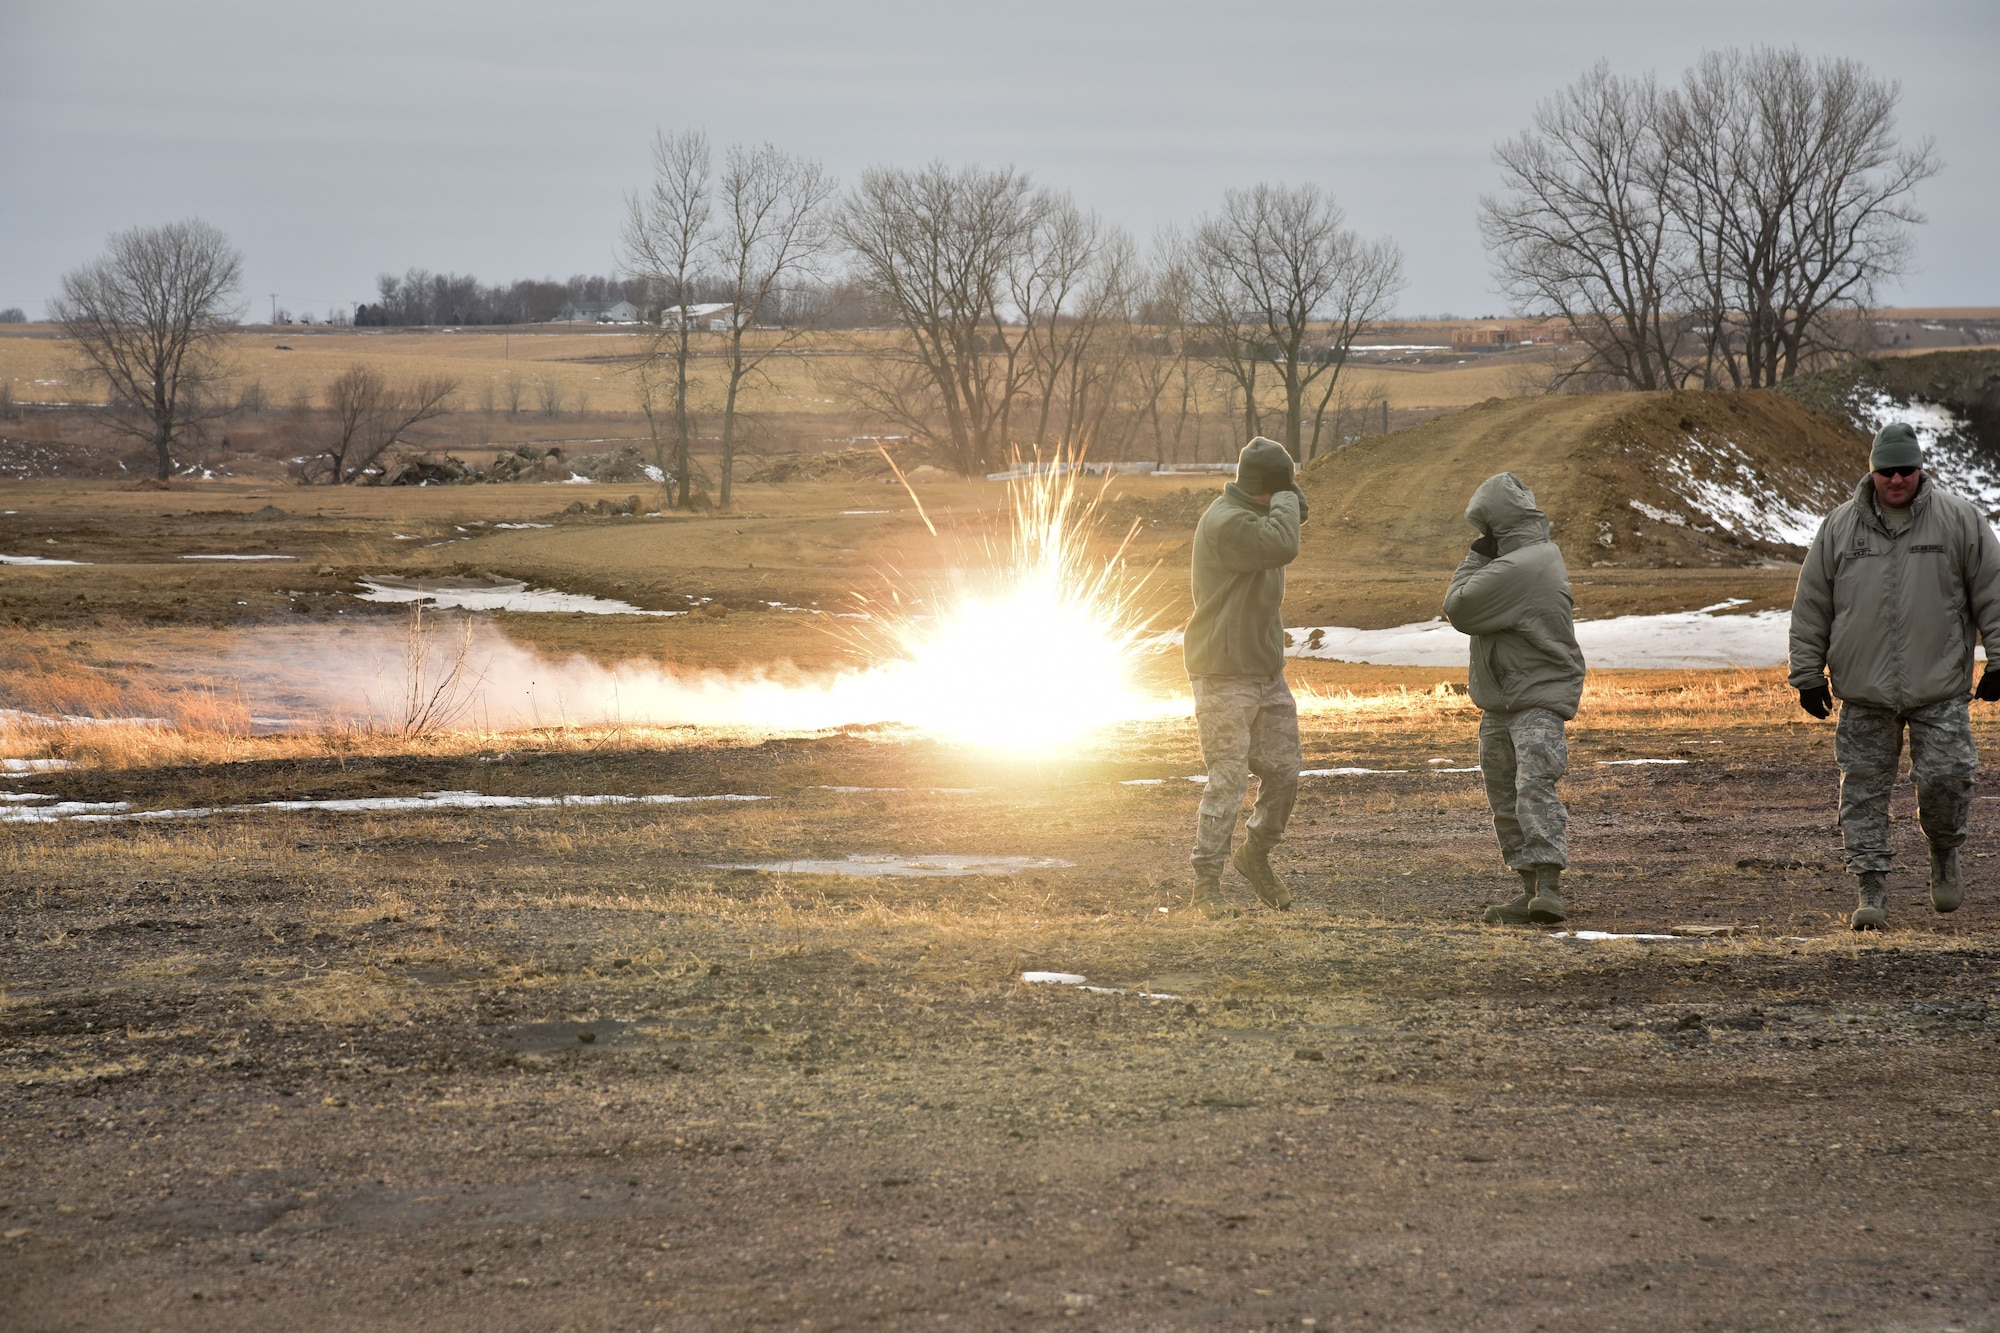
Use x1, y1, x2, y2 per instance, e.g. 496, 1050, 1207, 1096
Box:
1193, 872, 1238, 919
1526, 865, 1567, 924
1851, 871, 1888, 931
1231, 840, 1293, 910
1482, 868, 1538, 925
1930, 846, 1964, 914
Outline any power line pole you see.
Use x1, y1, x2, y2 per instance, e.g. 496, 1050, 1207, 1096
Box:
269, 293, 278, 325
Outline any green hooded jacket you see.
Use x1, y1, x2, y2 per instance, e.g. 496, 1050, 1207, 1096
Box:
1789, 475, 2000, 711
1183, 484, 1301, 678
1442, 473, 1586, 719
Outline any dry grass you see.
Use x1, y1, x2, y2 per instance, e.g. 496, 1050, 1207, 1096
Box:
0, 654, 1798, 774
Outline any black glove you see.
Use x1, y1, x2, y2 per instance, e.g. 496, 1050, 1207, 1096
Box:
1798, 682, 1833, 719
1470, 532, 1499, 559
1978, 668, 2000, 702
1289, 483, 1309, 526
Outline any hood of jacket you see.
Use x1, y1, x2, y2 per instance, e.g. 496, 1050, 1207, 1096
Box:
1466, 472, 1551, 555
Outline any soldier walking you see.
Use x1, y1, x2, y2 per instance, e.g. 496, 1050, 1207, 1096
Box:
1789, 422, 2000, 930
1184, 437, 1308, 918
1444, 473, 1587, 925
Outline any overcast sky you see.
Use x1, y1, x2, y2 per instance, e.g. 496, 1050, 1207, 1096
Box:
2, 1, 1993, 321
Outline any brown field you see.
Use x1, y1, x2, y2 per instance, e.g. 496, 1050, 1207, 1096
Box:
0, 321, 1564, 449
3, 468, 1999, 1331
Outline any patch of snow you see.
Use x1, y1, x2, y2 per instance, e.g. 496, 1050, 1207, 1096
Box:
1554, 930, 1687, 942
357, 579, 683, 617
1289, 602, 1791, 669
3, 758, 78, 773
710, 854, 1072, 878
1019, 971, 1179, 1000
493, 522, 552, 530
18, 789, 767, 826
1629, 499, 1686, 526
1597, 758, 1690, 766
1, 800, 132, 823
642, 464, 666, 483
815, 785, 988, 794
180, 554, 297, 561
1433, 766, 1482, 774
840, 510, 892, 515
0, 553, 88, 565
1299, 767, 1409, 777
1, 709, 172, 728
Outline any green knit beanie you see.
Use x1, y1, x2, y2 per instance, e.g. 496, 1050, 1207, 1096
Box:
1870, 422, 1922, 470
1235, 437, 1295, 495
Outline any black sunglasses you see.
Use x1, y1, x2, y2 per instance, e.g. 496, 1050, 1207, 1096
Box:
1874, 465, 1919, 479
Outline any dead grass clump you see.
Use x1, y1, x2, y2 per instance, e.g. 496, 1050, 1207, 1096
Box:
255, 968, 413, 1027
1581, 668, 1797, 728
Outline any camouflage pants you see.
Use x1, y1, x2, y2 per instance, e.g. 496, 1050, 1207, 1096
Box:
1479, 707, 1569, 870
1835, 696, 1976, 874
1190, 674, 1301, 876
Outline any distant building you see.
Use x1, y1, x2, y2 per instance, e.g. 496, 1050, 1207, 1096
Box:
659, 302, 746, 332
1451, 326, 1519, 351
553, 299, 642, 324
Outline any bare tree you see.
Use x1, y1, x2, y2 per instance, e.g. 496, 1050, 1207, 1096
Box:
1127, 242, 1200, 466
50, 219, 243, 480
1007, 198, 1145, 456
1485, 51, 1938, 392
623, 129, 713, 508
1664, 48, 1939, 387
837, 162, 1041, 475
1187, 184, 1403, 460
1479, 64, 1686, 392
314, 364, 456, 483
712, 142, 836, 506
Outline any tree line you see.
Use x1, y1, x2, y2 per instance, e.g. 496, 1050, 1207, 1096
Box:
620, 133, 1406, 500
1481, 47, 1936, 391
45, 43, 1932, 485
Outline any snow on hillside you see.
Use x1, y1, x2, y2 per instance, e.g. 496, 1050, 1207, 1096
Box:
1655, 433, 1824, 546
1849, 390, 2000, 514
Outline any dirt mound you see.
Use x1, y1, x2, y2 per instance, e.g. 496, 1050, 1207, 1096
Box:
1784, 349, 2000, 447
564, 445, 658, 484
1100, 485, 1224, 533
1297, 388, 1869, 569
745, 447, 906, 484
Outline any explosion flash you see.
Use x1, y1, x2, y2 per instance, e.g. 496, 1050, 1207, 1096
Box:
844, 457, 1177, 750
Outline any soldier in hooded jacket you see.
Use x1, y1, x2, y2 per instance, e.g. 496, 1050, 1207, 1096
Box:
1444, 473, 1587, 924
1789, 421, 2000, 929
1183, 437, 1308, 919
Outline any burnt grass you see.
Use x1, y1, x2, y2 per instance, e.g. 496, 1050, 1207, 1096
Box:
4, 711, 2000, 1331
